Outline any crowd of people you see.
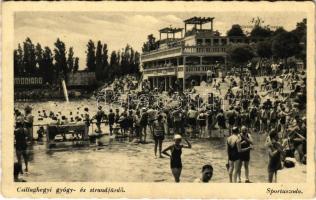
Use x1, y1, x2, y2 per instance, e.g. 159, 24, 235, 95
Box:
14, 87, 91, 101
14, 65, 306, 183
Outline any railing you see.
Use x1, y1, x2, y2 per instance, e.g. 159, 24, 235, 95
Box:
177, 66, 184, 72
143, 66, 176, 75
183, 46, 226, 54
141, 45, 227, 61
141, 46, 182, 60
185, 65, 216, 73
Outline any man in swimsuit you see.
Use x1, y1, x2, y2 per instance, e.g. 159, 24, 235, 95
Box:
24, 105, 34, 142
162, 134, 192, 182
108, 109, 115, 136
15, 122, 29, 173
227, 127, 241, 183
153, 115, 165, 158
93, 106, 106, 133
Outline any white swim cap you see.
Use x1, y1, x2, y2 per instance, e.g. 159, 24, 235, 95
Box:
174, 134, 182, 140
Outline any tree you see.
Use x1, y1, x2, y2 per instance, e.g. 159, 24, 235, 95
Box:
109, 51, 119, 80
227, 24, 245, 37
67, 47, 74, 73
227, 44, 254, 76
14, 44, 24, 76
272, 31, 300, 68
14, 50, 19, 76
116, 50, 121, 76
250, 25, 272, 38
142, 34, 157, 53
23, 38, 37, 75
86, 40, 96, 71
121, 44, 131, 75
272, 27, 287, 36
101, 43, 109, 81
95, 41, 104, 80
35, 43, 44, 76
256, 40, 272, 59
54, 38, 67, 81
133, 51, 141, 75
16, 44, 24, 75
73, 57, 79, 72
42, 46, 54, 84
102, 44, 109, 67
249, 17, 272, 38
292, 18, 307, 67
292, 18, 307, 39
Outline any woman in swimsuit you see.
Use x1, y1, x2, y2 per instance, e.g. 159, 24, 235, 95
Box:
162, 134, 192, 182
227, 127, 241, 183
237, 126, 253, 183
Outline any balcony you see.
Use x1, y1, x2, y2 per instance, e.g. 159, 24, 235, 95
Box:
141, 45, 227, 62
182, 46, 226, 55
185, 65, 217, 74
141, 46, 182, 62
143, 66, 176, 77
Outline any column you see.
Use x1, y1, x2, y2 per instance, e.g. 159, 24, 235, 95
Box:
165, 77, 167, 91
151, 78, 154, 89
200, 56, 203, 65
169, 76, 172, 89
154, 77, 156, 88
183, 56, 186, 90
156, 77, 159, 89
224, 56, 227, 76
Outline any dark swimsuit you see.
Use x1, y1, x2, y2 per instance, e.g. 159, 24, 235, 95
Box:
239, 135, 250, 162
153, 121, 165, 141
15, 128, 27, 151
268, 150, 281, 172
170, 145, 182, 168
228, 140, 239, 161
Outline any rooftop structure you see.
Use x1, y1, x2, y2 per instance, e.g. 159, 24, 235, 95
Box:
159, 27, 183, 40
184, 17, 215, 32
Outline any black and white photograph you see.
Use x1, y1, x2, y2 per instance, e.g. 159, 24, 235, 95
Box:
12, 9, 309, 184
1, 1, 316, 199
1, 2, 316, 199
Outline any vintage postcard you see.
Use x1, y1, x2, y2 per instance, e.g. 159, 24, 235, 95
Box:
1, 1, 315, 198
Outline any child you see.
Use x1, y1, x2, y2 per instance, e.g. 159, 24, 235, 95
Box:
267, 131, 283, 182
37, 126, 44, 142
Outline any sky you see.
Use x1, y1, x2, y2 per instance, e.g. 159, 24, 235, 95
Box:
14, 11, 306, 69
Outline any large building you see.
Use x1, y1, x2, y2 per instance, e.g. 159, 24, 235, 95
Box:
141, 17, 247, 90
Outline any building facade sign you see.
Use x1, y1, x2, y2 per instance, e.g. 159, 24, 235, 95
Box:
14, 77, 43, 85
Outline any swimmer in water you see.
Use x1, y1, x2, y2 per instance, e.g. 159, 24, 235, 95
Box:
194, 164, 213, 183
162, 134, 192, 182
